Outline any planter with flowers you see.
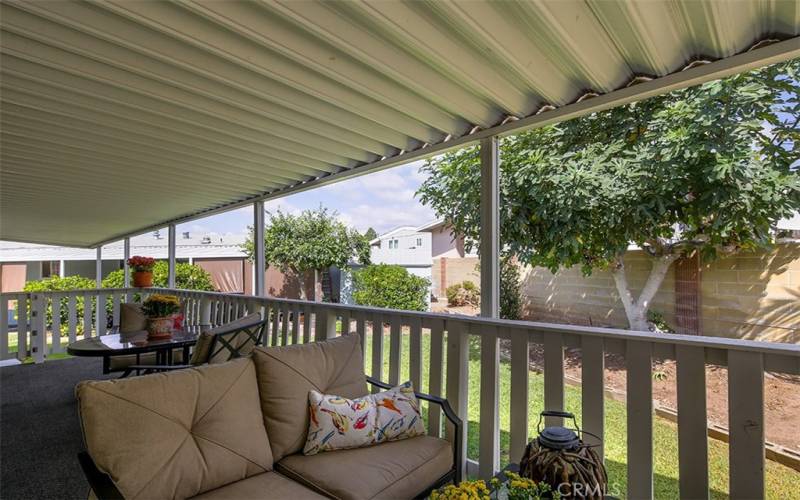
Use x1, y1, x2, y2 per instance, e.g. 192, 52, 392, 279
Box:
430, 472, 557, 500
129, 256, 156, 287
141, 294, 181, 340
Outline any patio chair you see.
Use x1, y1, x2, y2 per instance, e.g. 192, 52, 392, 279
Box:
121, 312, 267, 377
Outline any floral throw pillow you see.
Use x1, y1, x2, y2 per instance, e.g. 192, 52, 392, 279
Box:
303, 381, 426, 455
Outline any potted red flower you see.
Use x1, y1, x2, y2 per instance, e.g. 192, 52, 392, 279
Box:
128, 256, 156, 287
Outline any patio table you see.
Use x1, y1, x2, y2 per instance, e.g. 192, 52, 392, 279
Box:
67, 326, 203, 376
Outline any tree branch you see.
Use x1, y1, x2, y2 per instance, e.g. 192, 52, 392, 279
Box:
637, 254, 679, 311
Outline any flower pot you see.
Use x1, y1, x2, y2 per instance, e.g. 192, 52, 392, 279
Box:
133, 270, 153, 287
146, 316, 173, 340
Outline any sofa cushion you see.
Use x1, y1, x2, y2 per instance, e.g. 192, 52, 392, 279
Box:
252, 334, 367, 461
190, 471, 326, 499
304, 381, 426, 455
77, 358, 272, 499
119, 303, 146, 332
278, 436, 453, 500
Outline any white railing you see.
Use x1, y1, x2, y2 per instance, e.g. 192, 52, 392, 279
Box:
2, 287, 799, 499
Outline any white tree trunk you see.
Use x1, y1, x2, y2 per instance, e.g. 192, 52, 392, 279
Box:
611, 255, 678, 332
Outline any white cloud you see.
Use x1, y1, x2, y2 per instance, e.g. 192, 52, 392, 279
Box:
182, 159, 436, 236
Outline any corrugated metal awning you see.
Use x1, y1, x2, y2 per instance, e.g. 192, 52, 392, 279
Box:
1, 0, 798, 247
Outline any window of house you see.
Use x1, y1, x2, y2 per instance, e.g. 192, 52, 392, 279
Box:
416, 237, 422, 247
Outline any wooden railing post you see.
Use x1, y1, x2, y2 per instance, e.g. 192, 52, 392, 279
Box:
478, 324, 500, 479
199, 297, 212, 329
445, 321, 469, 482
314, 307, 336, 341
16, 294, 28, 362
30, 294, 46, 364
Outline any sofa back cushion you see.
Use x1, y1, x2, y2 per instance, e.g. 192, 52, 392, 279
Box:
76, 358, 272, 499
119, 302, 146, 333
252, 334, 367, 461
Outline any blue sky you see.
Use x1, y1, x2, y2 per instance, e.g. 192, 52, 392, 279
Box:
177, 160, 435, 238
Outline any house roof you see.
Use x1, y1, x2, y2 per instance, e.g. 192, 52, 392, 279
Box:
369, 226, 419, 245
416, 219, 446, 233
0, 233, 247, 262
2, 1, 798, 248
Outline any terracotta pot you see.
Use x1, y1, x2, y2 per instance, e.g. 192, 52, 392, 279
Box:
146, 316, 173, 340
133, 270, 153, 287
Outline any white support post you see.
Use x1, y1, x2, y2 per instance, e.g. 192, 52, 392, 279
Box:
58, 259, 65, 278
479, 136, 500, 319
123, 237, 130, 288
168, 224, 176, 289
95, 247, 102, 288
254, 201, 266, 296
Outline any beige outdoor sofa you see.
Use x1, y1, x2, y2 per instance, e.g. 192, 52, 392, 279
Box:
75, 333, 462, 499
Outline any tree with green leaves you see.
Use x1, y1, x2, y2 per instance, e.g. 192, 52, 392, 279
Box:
364, 227, 378, 241
417, 60, 799, 331
242, 207, 371, 301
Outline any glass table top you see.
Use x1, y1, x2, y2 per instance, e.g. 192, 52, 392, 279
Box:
67, 326, 204, 356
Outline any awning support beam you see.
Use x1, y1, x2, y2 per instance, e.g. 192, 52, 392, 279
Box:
254, 201, 266, 296
95, 247, 102, 289
168, 224, 176, 289
123, 237, 130, 288
480, 136, 500, 319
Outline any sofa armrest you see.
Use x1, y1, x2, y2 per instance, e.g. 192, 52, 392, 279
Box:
366, 376, 463, 484
78, 451, 124, 500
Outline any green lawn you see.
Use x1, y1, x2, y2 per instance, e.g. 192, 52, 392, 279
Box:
6, 332, 72, 364
363, 329, 798, 499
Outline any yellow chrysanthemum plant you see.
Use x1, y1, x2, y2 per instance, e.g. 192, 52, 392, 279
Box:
141, 294, 181, 319
430, 480, 490, 500
430, 472, 557, 500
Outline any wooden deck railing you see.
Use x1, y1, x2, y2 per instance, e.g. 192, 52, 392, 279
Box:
2, 287, 799, 499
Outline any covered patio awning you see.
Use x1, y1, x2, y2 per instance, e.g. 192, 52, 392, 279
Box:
1, 0, 798, 248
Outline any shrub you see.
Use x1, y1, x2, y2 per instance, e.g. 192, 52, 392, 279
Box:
101, 261, 214, 291
446, 280, 480, 307
352, 264, 429, 311
500, 256, 522, 320
23, 275, 96, 335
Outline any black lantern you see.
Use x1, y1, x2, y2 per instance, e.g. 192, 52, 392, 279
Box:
519, 411, 607, 499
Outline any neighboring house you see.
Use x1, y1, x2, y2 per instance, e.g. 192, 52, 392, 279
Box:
417, 220, 479, 299
0, 231, 249, 293
340, 226, 433, 306
340, 220, 481, 306
0, 232, 312, 299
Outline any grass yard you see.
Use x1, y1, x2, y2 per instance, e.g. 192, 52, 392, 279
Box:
5, 332, 72, 364
362, 329, 799, 499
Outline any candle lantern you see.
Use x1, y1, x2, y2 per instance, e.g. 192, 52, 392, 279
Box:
519, 411, 607, 499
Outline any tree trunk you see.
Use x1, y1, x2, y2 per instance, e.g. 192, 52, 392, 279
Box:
295, 267, 307, 301
611, 255, 678, 332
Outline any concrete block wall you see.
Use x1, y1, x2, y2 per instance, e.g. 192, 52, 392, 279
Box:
432, 257, 480, 299
520, 244, 799, 343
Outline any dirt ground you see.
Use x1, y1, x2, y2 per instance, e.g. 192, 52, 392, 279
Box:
430, 301, 800, 451
551, 348, 800, 451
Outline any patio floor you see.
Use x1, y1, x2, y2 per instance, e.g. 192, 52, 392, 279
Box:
1, 357, 111, 500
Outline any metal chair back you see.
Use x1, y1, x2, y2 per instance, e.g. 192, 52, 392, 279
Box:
191, 313, 267, 365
